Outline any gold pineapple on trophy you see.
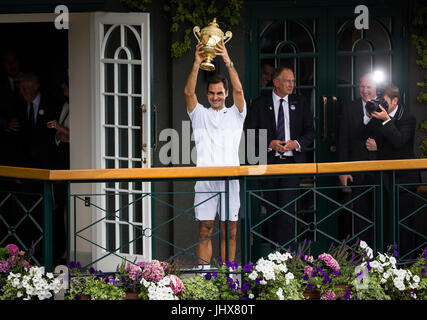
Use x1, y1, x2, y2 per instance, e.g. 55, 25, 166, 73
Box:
193, 18, 232, 71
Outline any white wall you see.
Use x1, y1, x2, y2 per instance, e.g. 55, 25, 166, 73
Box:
68, 13, 93, 265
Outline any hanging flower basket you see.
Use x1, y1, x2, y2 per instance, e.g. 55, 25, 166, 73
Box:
303, 288, 321, 300
124, 292, 139, 300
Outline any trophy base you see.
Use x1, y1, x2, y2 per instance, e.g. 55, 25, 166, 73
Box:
200, 62, 215, 71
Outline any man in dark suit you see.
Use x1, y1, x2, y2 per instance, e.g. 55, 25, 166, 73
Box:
337, 73, 377, 243
17, 72, 56, 169
246, 66, 314, 251
13, 72, 56, 261
364, 84, 421, 256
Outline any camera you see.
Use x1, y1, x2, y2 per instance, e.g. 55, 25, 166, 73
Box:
365, 87, 389, 115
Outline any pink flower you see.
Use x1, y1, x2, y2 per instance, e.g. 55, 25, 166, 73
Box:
304, 266, 313, 275
125, 264, 142, 280
6, 244, 19, 255
141, 260, 165, 282
318, 253, 340, 272
168, 275, 184, 295
0, 260, 9, 273
320, 290, 336, 300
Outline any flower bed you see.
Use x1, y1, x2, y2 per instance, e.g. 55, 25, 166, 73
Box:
1, 241, 426, 300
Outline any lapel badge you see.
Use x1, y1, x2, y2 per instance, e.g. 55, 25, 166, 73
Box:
269, 106, 272, 110
290, 105, 295, 111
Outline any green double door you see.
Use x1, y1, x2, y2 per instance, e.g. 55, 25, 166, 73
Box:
245, 1, 408, 258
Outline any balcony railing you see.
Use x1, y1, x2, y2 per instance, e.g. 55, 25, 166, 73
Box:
0, 159, 426, 272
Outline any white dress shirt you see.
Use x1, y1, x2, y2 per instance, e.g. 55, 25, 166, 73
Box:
271, 91, 301, 156
27, 93, 41, 124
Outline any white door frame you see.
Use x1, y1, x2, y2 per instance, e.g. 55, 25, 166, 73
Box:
91, 12, 152, 271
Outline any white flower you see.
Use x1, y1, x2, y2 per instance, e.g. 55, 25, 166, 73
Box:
360, 240, 368, 249
276, 288, 284, 300
378, 254, 386, 263
413, 275, 420, 283
248, 271, 258, 281
365, 248, 373, 259
370, 261, 380, 269
248, 293, 254, 299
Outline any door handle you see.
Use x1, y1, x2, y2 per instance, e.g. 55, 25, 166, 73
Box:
322, 96, 327, 142
330, 96, 337, 152
141, 104, 147, 152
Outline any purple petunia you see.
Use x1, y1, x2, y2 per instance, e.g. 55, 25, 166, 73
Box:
243, 262, 253, 272
205, 273, 212, 281
241, 282, 251, 293
307, 283, 314, 290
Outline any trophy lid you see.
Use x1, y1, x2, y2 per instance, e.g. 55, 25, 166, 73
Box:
201, 18, 224, 37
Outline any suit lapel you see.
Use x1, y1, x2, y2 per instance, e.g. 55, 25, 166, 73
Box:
264, 94, 276, 135
288, 95, 297, 139
354, 98, 364, 126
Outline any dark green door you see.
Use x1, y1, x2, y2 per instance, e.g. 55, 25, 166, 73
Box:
245, 2, 407, 260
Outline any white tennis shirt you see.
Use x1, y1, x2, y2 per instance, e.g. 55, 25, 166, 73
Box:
188, 102, 247, 167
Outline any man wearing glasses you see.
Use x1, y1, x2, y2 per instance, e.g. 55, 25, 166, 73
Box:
246, 66, 314, 252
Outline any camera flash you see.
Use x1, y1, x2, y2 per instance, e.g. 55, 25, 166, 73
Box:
372, 70, 385, 84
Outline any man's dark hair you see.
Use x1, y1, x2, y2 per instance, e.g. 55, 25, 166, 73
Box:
207, 74, 228, 92
384, 83, 399, 101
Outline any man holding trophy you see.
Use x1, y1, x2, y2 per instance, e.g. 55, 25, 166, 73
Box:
184, 26, 246, 271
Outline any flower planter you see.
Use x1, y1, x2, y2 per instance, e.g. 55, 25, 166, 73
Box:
334, 285, 351, 299
80, 294, 91, 300
303, 289, 321, 300
124, 292, 139, 300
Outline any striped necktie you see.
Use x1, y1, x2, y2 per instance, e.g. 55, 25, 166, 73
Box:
276, 98, 286, 141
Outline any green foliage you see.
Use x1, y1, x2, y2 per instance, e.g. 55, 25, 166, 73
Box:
0, 281, 21, 300
120, 0, 243, 58
164, 0, 243, 58
180, 276, 219, 300
119, 0, 152, 11
66, 276, 125, 300
83, 279, 126, 300
412, 2, 427, 80
412, 2, 427, 157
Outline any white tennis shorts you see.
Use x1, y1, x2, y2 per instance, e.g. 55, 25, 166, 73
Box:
194, 179, 240, 221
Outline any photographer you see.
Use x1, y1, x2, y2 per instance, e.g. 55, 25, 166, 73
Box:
337, 73, 377, 243
364, 84, 421, 254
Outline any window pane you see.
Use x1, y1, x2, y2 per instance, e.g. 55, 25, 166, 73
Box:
120, 224, 129, 254
118, 63, 128, 94
105, 95, 115, 125
125, 26, 141, 60
119, 96, 128, 126
132, 65, 141, 95
105, 127, 115, 157
106, 222, 115, 251
119, 128, 128, 158
260, 21, 284, 54
104, 25, 121, 59
288, 20, 315, 53
132, 96, 142, 126
104, 63, 115, 93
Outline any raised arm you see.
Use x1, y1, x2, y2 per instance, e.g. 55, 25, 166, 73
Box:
184, 42, 204, 113
215, 40, 245, 113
